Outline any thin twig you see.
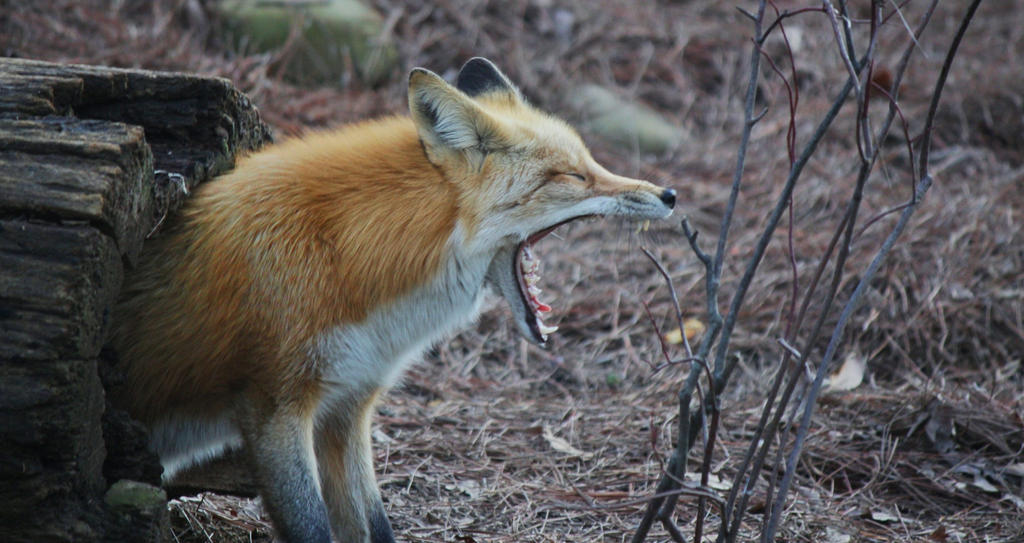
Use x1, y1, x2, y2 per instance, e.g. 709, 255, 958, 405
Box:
823, 0, 861, 94
642, 247, 694, 358
629, 4, 769, 541
735, 7, 940, 536
763, 2, 982, 538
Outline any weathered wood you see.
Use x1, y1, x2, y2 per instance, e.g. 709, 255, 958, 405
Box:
0, 220, 123, 361
101, 401, 164, 487
0, 119, 153, 260
0, 58, 272, 241
0, 57, 271, 543
0, 357, 106, 542
0, 75, 81, 117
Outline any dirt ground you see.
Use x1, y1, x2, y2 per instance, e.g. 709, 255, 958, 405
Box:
3, 1, 1022, 542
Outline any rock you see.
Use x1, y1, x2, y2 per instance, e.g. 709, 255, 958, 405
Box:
218, 0, 399, 86
104, 480, 167, 511
103, 480, 168, 543
571, 84, 683, 155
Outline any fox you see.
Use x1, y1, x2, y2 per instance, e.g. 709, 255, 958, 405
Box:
110, 57, 675, 543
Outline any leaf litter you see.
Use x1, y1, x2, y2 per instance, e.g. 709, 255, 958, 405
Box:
3, 1, 1022, 541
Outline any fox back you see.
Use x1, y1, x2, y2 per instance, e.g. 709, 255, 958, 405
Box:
111, 58, 675, 543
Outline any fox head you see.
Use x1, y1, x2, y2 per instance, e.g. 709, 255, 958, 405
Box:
408, 58, 676, 344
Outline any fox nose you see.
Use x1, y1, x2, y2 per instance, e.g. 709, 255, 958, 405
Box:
660, 188, 677, 209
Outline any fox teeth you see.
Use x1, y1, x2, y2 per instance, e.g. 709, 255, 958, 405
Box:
538, 322, 559, 335
521, 244, 555, 338
520, 249, 539, 269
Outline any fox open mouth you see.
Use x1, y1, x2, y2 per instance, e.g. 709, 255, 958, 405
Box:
515, 230, 558, 342
486, 216, 594, 345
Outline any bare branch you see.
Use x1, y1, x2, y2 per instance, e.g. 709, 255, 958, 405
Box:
681, 218, 712, 270
823, 0, 861, 94
763, 2, 982, 538
642, 247, 694, 358
633, 1, 976, 541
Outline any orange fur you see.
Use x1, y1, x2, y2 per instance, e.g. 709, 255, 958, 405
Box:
113, 117, 457, 421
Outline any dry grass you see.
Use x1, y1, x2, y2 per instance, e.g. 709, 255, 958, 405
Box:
3, 1, 1021, 541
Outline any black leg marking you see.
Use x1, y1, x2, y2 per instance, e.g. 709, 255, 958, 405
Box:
241, 406, 332, 543
369, 498, 396, 543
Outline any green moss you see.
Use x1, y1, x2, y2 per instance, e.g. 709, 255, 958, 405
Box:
104, 479, 166, 511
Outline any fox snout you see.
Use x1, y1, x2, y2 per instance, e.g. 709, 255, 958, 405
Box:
580, 161, 675, 221
609, 179, 677, 221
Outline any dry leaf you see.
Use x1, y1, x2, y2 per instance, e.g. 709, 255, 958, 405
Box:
824, 351, 866, 391
664, 318, 706, 345
446, 479, 481, 499
824, 527, 852, 543
970, 475, 999, 493
924, 400, 956, 454
703, 473, 731, 491
1002, 493, 1024, 510
1004, 463, 1024, 477
542, 425, 593, 459
928, 525, 948, 542
683, 472, 730, 491
870, 509, 899, 523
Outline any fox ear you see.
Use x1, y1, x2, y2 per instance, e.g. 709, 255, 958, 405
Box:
408, 67, 503, 155
456, 57, 520, 103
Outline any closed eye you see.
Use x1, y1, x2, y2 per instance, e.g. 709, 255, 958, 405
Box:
566, 173, 586, 182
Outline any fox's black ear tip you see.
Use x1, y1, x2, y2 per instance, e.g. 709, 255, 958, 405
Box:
462, 57, 496, 69
456, 57, 513, 97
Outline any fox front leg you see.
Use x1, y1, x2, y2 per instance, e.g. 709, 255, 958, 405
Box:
316, 390, 395, 543
238, 399, 333, 543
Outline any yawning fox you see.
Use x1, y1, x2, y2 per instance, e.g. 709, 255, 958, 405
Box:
111, 58, 675, 543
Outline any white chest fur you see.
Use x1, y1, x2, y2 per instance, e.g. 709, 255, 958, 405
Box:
312, 241, 492, 402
